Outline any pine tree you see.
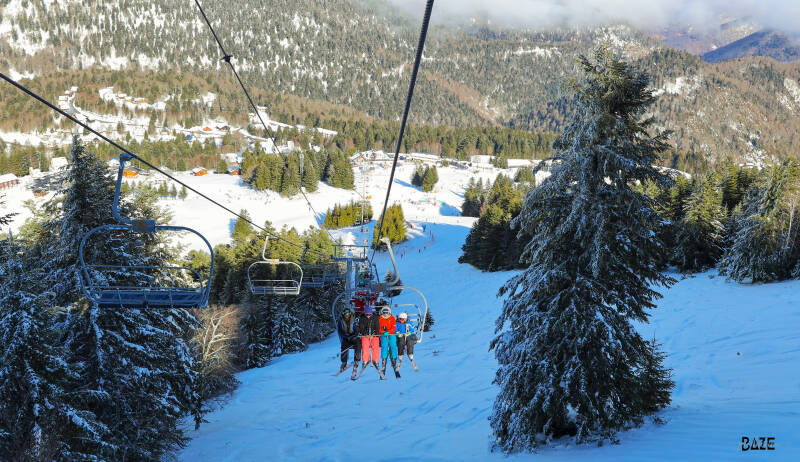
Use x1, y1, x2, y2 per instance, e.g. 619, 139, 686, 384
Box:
638, 337, 674, 414
719, 162, 800, 282
0, 194, 17, 229
301, 152, 318, 192
514, 166, 535, 184
672, 175, 727, 272
233, 209, 255, 242
28, 139, 199, 459
423, 309, 434, 332
271, 302, 306, 356
0, 242, 105, 461
216, 157, 228, 174
421, 165, 438, 192
383, 270, 403, 297
241, 295, 276, 369
491, 48, 675, 451
412, 164, 425, 187
36, 137, 122, 305
372, 204, 406, 248
179, 185, 188, 199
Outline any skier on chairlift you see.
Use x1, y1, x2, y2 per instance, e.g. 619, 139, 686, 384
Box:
379, 306, 400, 378
337, 308, 360, 375
395, 312, 419, 372
356, 304, 383, 380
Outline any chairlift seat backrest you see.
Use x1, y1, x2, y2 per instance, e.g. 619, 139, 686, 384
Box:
247, 237, 303, 296
79, 156, 214, 310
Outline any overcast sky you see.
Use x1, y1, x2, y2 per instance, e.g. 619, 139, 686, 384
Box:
390, 0, 800, 34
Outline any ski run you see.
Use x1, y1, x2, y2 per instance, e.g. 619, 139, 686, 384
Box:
172, 165, 800, 461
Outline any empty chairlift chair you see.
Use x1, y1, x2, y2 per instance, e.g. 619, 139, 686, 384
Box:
78, 153, 214, 309
248, 237, 303, 296
299, 248, 326, 288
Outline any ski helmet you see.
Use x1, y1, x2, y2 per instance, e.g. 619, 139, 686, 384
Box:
380, 306, 391, 316
398, 312, 408, 320
364, 305, 374, 315
342, 308, 353, 318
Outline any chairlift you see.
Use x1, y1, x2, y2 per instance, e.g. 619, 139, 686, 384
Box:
247, 237, 303, 296
300, 247, 327, 288
78, 153, 214, 309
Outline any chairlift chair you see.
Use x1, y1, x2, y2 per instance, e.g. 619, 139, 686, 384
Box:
247, 237, 303, 296
299, 248, 326, 288
78, 153, 214, 309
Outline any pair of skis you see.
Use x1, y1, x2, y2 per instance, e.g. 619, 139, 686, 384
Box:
351, 361, 396, 381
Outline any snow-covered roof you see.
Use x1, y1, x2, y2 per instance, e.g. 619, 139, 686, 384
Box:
51, 157, 68, 169
0, 173, 19, 183
507, 159, 535, 168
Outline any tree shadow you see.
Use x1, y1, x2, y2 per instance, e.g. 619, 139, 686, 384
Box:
439, 201, 462, 217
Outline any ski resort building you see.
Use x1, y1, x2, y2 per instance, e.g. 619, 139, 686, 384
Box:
191, 167, 208, 176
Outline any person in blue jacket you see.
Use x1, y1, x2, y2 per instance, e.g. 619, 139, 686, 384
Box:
337, 308, 360, 375
395, 312, 419, 372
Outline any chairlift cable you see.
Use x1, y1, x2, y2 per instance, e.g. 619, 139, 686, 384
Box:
194, 0, 337, 245
0, 71, 325, 259
370, 0, 434, 264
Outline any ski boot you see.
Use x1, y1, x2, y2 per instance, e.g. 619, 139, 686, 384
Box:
374, 360, 386, 380
391, 358, 400, 378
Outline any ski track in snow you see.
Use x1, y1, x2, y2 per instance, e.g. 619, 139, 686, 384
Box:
179, 226, 800, 461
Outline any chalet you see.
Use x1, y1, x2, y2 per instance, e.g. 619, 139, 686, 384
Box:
0, 173, 21, 190
33, 188, 47, 198
122, 169, 139, 178
227, 166, 241, 175
191, 167, 208, 176
202, 127, 212, 132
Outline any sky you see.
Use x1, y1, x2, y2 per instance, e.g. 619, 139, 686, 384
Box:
390, 0, 800, 34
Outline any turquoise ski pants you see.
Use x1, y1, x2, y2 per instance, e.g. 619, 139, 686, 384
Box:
380, 334, 398, 359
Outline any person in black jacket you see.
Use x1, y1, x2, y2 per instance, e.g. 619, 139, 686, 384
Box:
337, 308, 360, 375
357, 305, 382, 375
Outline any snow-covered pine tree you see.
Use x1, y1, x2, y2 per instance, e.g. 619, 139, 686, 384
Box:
672, 175, 727, 272
423, 309, 434, 332
719, 162, 800, 282
0, 240, 105, 461
241, 298, 275, 368
491, 47, 675, 451
271, 300, 306, 356
384, 270, 403, 297
26, 139, 198, 459
35, 137, 121, 305
0, 194, 16, 229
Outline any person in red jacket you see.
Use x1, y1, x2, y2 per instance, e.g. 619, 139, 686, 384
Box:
379, 306, 399, 377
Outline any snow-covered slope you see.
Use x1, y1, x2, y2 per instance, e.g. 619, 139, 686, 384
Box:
179, 222, 800, 460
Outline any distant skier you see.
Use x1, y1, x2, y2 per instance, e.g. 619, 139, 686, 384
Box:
395, 312, 418, 372
379, 306, 400, 377
357, 305, 383, 379
336, 308, 360, 375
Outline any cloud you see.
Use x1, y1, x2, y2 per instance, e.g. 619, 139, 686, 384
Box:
389, 0, 800, 34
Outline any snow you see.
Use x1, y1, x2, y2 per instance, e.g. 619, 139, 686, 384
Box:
2, 144, 800, 458
178, 224, 800, 460
652, 76, 702, 97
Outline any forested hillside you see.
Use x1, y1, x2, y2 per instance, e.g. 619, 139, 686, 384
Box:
2, 0, 800, 170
